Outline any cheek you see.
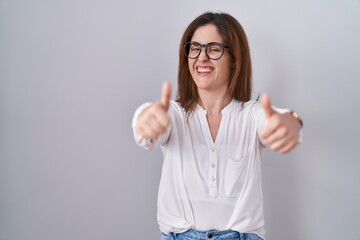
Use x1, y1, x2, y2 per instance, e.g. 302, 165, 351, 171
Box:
219, 60, 232, 76
217, 63, 231, 76
188, 60, 196, 75
188, 59, 195, 69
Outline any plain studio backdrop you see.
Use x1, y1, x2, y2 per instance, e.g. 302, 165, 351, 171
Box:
1, 0, 359, 239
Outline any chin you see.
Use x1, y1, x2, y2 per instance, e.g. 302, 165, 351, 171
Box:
194, 79, 209, 88
196, 84, 213, 92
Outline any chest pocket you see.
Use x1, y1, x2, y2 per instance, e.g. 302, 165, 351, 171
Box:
224, 146, 251, 197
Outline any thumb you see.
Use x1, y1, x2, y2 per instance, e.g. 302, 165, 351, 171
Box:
261, 92, 275, 118
160, 81, 171, 110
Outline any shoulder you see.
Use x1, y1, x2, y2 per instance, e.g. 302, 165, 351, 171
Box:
232, 100, 262, 116
168, 100, 184, 112
243, 100, 261, 110
167, 100, 186, 118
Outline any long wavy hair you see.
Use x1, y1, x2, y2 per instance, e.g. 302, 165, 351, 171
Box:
177, 12, 252, 114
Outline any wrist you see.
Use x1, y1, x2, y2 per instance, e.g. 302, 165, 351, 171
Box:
290, 110, 303, 128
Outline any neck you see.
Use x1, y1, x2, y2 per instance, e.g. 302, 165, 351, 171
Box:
198, 90, 232, 115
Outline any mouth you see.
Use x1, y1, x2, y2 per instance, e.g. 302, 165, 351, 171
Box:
196, 66, 214, 74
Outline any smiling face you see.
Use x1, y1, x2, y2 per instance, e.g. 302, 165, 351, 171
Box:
188, 24, 233, 95
177, 12, 252, 114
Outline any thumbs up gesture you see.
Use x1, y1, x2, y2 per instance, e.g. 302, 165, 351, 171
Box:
259, 93, 302, 154
135, 82, 172, 140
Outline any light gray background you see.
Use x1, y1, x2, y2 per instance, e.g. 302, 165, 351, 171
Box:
1, 0, 359, 239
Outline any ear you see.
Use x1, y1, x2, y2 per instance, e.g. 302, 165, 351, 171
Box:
232, 58, 236, 67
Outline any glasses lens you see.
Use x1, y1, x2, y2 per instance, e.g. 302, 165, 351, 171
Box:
206, 43, 223, 60
185, 42, 201, 59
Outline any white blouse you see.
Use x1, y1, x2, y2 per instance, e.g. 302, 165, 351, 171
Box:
132, 99, 287, 239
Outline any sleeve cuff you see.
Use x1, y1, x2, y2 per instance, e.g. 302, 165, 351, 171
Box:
132, 102, 157, 149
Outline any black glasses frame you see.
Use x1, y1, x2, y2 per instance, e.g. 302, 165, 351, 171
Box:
184, 41, 229, 60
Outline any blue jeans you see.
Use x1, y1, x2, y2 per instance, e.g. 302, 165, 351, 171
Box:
161, 229, 263, 240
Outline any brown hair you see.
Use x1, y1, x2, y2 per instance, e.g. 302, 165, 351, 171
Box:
177, 12, 252, 114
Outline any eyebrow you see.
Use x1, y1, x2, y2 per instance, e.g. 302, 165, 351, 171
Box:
190, 41, 227, 45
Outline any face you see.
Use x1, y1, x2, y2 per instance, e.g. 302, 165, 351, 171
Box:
188, 24, 233, 94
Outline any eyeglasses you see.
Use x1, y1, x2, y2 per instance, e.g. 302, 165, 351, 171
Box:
184, 41, 229, 60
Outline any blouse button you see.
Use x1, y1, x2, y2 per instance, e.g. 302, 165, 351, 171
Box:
211, 163, 215, 168
210, 147, 215, 152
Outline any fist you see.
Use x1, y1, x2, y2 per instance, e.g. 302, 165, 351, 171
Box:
135, 82, 172, 140
260, 93, 301, 154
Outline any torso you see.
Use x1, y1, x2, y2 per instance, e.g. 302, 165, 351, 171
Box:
153, 99, 267, 237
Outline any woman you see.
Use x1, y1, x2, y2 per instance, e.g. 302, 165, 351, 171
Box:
132, 12, 302, 240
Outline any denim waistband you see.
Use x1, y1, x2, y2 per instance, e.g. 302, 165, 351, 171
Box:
161, 229, 262, 240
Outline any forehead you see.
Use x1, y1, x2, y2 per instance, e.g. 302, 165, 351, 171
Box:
191, 24, 224, 43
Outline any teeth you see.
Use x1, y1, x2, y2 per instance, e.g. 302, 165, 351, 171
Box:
197, 67, 213, 73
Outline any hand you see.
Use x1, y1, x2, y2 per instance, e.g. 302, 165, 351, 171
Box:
135, 82, 172, 140
259, 93, 302, 154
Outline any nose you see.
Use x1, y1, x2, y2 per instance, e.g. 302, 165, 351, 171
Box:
198, 47, 209, 61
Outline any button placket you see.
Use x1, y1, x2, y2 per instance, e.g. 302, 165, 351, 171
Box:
209, 145, 218, 198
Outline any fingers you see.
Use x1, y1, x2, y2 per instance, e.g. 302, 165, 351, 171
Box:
136, 111, 170, 139
135, 82, 172, 140
278, 140, 299, 154
261, 126, 299, 153
260, 111, 301, 154
160, 81, 171, 110
260, 107, 279, 140
152, 106, 171, 128
261, 92, 275, 119
266, 139, 298, 154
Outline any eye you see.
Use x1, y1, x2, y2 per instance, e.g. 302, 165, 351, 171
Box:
209, 47, 221, 52
190, 45, 201, 51
207, 44, 222, 52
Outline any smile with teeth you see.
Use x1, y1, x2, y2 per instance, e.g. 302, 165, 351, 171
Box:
196, 66, 213, 73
